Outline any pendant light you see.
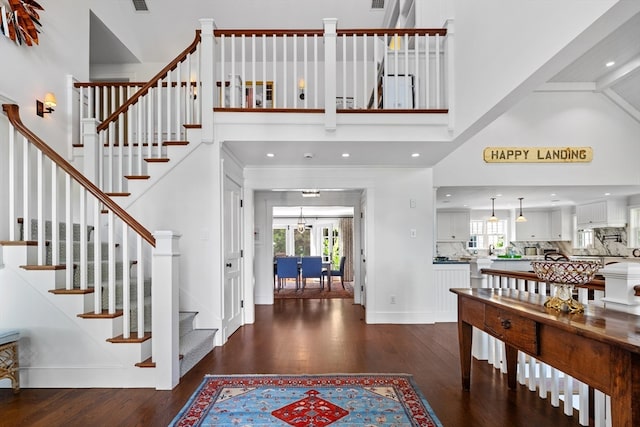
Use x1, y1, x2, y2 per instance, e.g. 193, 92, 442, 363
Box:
516, 197, 527, 222
488, 197, 498, 222
297, 207, 306, 233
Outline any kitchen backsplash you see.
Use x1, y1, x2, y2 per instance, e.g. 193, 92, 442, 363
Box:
436, 227, 634, 259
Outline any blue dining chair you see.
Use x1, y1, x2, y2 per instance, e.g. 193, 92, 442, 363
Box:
322, 256, 346, 290
276, 257, 299, 291
301, 256, 323, 290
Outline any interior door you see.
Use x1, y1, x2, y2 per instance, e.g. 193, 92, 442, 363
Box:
223, 176, 243, 340
359, 199, 367, 307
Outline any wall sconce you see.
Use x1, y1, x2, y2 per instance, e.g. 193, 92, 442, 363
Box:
388, 34, 402, 51
516, 197, 527, 222
36, 92, 57, 117
298, 78, 305, 100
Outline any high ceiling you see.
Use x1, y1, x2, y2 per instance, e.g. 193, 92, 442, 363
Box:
90, 2, 640, 209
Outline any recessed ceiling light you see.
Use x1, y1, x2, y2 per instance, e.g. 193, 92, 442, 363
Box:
411, 153, 420, 158
445, 194, 452, 197
266, 153, 275, 158
604, 192, 611, 196
342, 153, 350, 158
606, 61, 615, 67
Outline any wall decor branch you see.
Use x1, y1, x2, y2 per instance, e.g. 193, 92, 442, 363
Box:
1, 0, 44, 46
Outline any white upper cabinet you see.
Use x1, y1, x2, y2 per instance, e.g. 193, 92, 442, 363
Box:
549, 207, 572, 241
437, 210, 470, 242
576, 199, 627, 229
516, 210, 551, 241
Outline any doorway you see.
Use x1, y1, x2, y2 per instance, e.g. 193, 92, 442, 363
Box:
272, 206, 355, 299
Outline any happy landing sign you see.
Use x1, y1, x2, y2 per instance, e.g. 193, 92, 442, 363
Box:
483, 146, 593, 163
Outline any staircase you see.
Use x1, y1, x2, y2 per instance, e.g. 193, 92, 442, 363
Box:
1, 102, 215, 389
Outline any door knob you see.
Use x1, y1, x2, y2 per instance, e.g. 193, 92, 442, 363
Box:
226, 263, 232, 267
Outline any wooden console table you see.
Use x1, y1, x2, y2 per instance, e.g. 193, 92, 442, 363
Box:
451, 288, 640, 426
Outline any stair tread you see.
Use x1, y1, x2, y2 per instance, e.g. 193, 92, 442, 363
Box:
0, 240, 39, 246
20, 264, 65, 270
78, 310, 123, 319
107, 332, 152, 343
49, 288, 94, 295
179, 329, 216, 352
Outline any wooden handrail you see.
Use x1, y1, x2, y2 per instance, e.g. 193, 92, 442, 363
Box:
2, 104, 155, 247
480, 268, 605, 292
337, 28, 447, 37
75, 81, 197, 89
215, 29, 324, 37
96, 30, 201, 133
213, 28, 447, 37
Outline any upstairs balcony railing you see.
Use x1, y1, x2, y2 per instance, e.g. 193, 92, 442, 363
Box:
213, 22, 449, 112
71, 19, 451, 193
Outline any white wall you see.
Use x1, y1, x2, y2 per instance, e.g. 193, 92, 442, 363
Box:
247, 167, 436, 324
434, 91, 640, 187
0, 1, 89, 155
125, 141, 221, 334
437, 0, 638, 145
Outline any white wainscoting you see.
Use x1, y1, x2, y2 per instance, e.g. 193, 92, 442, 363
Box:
433, 263, 470, 322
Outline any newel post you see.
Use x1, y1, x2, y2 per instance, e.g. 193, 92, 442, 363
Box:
81, 118, 101, 186
152, 231, 181, 390
600, 262, 640, 314
200, 18, 215, 144
323, 18, 337, 131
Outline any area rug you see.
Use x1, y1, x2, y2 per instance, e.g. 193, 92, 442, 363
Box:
169, 373, 443, 427
274, 282, 354, 300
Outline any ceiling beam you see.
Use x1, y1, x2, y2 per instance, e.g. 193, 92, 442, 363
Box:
595, 55, 640, 92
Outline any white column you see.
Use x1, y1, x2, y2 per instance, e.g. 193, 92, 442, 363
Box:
200, 18, 215, 144
601, 262, 640, 314
323, 18, 337, 131
152, 230, 181, 390
470, 257, 493, 360
82, 118, 100, 186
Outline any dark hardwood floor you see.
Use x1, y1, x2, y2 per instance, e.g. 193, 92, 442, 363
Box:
0, 298, 583, 426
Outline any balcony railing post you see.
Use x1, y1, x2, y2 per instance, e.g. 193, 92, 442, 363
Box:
444, 19, 455, 132
152, 230, 181, 390
323, 18, 337, 131
81, 118, 100, 186
200, 18, 215, 143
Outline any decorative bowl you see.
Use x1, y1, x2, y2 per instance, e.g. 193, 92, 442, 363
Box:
530, 260, 601, 285
530, 260, 601, 313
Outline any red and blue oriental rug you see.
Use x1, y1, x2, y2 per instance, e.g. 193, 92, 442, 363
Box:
170, 374, 443, 426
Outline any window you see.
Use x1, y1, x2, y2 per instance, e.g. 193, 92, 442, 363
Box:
273, 228, 287, 256
575, 229, 594, 249
294, 229, 311, 257
469, 219, 507, 250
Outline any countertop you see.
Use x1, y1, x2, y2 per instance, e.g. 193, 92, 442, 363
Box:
433, 260, 470, 264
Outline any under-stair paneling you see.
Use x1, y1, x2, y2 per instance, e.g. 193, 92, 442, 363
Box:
432, 263, 470, 322
126, 141, 220, 333
0, 248, 156, 388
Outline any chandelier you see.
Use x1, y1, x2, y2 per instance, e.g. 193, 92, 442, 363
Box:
297, 207, 306, 233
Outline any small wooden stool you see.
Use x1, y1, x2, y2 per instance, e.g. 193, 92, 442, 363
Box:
0, 329, 20, 393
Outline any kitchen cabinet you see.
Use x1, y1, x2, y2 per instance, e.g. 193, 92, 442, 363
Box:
515, 210, 551, 241
576, 199, 627, 228
437, 210, 470, 242
549, 207, 572, 240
